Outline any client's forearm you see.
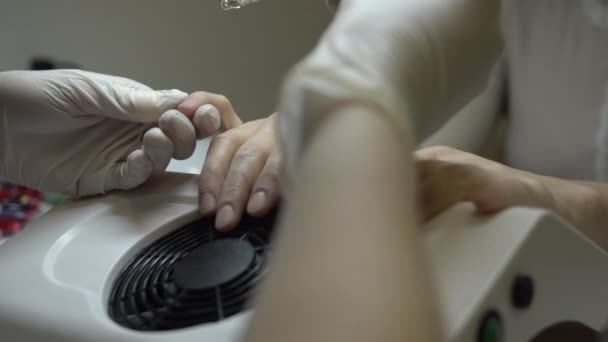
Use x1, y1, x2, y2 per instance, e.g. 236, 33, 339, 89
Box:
245, 105, 441, 342
538, 176, 608, 250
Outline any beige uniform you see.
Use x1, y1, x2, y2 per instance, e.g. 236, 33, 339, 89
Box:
504, 0, 608, 181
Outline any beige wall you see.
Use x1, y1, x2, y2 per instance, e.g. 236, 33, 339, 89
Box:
0, 0, 331, 121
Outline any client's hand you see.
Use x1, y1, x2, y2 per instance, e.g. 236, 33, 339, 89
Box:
199, 114, 280, 231
416, 146, 552, 220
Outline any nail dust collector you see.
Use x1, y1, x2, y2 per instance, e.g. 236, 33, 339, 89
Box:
0, 173, 606, 342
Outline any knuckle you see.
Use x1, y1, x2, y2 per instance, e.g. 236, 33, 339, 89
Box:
199, 169, 223, 190
216, 94, 229, 104
255, 172, 280, 191
191, 91, 209, 97
233, 146, 261, 166
213, 94, 231, 111
213, 132, 237, 146
219, 183, 246, 203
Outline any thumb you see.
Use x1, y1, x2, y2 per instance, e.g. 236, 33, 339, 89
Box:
57, 70, 188, 123
107, 86, 188, 123
103, 149, 154, 193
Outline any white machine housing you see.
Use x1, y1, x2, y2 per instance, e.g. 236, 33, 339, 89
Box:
0, 173, 607, 342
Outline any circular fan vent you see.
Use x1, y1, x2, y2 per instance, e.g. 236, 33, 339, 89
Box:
108, 213, 275, 331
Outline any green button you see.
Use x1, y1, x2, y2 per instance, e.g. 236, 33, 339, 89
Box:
479, 311, 503, 342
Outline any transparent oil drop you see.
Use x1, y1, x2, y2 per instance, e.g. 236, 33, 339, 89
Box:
221, 0, 261, 10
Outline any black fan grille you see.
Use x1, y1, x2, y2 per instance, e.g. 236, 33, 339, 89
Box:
108, 214, 274, 331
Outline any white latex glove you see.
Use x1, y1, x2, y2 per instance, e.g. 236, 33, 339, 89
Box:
278, 0, 503, 181
0, 69, 196, 197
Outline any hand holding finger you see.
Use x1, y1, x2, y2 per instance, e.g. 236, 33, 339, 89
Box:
178, 92, 243, 139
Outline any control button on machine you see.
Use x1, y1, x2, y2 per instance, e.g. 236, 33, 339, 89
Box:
511, 274, 534, 309
478, 310, 503, 342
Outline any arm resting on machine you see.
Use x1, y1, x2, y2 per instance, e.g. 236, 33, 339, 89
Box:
245, 0, 504, 341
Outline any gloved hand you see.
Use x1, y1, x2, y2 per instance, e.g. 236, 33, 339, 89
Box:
0, 70, 235, 197
278, 0, 502, 181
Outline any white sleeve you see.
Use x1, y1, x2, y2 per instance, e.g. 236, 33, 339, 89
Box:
278, 0, 503, 179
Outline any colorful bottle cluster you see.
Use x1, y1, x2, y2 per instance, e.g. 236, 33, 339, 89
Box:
0, 182, 63, 237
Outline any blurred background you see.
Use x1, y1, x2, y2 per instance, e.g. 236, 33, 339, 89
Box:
0, 0, 332, 240
0, 0, 331, 122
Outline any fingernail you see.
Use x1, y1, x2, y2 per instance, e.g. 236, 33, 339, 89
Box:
195, 104, 221, 134
216, 205, 235, 231
247, 191, 267, 214
200, 192, 216, 215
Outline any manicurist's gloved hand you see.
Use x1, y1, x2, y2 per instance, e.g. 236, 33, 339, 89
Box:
0, 69, 211, 197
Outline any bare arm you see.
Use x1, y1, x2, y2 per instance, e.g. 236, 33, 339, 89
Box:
414, 146, 608, 251
244, 104, 441, 342
538, 176, 608, 250
243, 1, 506, 340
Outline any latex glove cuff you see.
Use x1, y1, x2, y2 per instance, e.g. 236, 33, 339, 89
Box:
278, 62, 414, 184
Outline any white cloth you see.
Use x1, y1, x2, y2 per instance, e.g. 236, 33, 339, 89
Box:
503, 0, 608, 181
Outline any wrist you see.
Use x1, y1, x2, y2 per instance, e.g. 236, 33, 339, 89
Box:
535, 175, 605, 245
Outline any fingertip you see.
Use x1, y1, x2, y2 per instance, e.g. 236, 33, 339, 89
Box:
158, 109, 197, 160
142, 127, 174, 173
475, 205, 500, 217
472, 187, 504, 215
193, 104, 221, 138
200, 192, 217, 216
474, 200, 501, 215
215, 205, 237, 232
246, 191, 268, 216
105, 149, 153, 192
126, 149, 154, 179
